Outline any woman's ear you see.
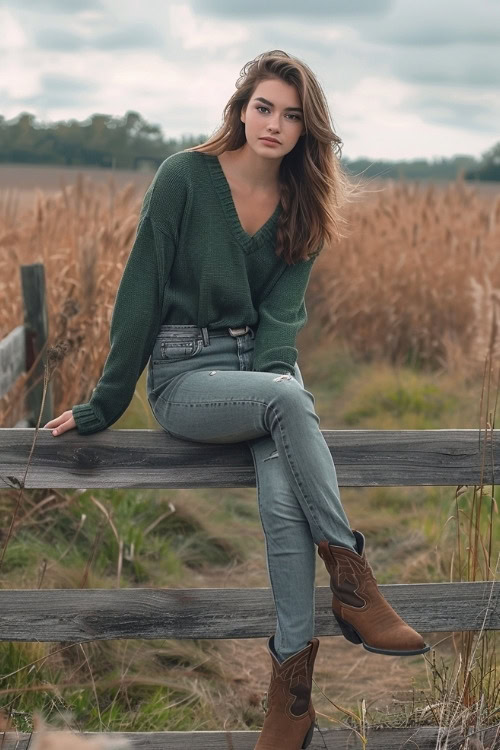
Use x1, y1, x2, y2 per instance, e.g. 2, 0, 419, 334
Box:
240, 103, 247, 124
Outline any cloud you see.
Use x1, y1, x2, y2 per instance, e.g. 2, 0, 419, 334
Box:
0, 7, 29, 50
330, 74, 498, 159
11, 0, 102, 11
190, 0, 394, 17
394, 45, 500, 89
34, 28, 86, 52
365, 0, 500, 46
40, 73, 95, 93
93, 26, 165, 50
350, 0, 500, 90
377, 27, 500, 46
168, 3, 249, 52
403, 91, 500, 133
34, 23, 164, 52
21, 73, 95, 109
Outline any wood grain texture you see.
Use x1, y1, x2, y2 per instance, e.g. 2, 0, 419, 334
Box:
1, 725, 499, 749
0, 428, 498, 488
0, 581, 497, 642
21, 263, 53, 426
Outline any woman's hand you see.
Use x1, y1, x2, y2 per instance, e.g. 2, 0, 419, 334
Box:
43, 410, 76, 436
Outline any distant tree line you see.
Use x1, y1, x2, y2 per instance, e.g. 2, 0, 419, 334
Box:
348, 141, 500, 181
0, 111, 202, 171
0, 110, 499, 181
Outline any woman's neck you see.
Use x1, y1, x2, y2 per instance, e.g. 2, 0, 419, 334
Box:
219, 144, 281, 193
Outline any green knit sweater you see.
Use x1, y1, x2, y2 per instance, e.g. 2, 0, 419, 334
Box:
72, 150, 318, 435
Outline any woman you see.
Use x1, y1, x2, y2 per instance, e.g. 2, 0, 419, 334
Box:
44, 50, 430, 750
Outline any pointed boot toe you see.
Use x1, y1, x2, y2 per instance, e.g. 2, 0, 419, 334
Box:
318, 530, 431, 657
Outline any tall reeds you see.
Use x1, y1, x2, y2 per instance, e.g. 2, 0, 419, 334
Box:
0, 175, 141, 427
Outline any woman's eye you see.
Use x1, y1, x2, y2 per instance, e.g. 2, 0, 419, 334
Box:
256, 106, 300, 120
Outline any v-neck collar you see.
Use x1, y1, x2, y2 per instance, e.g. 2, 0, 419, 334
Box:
205, 153, 281, 254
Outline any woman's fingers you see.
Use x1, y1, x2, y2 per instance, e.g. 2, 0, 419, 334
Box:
43, 410, 76, 436
44, 412, 67, 428
47, 415, 75, 435
44, 414, 65, 428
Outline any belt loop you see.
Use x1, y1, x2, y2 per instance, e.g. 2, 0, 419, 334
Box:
201, 326, 210, 347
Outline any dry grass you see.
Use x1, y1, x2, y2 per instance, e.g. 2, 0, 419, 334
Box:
1, 172, 499, 426
308, 175, 500, 380
0, 173, 144, 426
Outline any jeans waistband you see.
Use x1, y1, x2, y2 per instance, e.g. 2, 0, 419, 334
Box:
159, 324, 255, 347
205, 325, 255, 345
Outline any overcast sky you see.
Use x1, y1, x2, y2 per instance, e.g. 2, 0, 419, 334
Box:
1, 0, 498, 160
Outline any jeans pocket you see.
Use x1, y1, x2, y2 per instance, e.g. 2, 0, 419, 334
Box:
152, 336, 203, 363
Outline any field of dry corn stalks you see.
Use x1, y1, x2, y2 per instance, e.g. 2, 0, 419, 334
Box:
1, 170, 500, 427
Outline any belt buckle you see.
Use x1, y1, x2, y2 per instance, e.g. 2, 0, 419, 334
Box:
228, 326, 249, 337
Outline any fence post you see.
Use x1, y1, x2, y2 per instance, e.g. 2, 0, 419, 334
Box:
21, 263, 53, 427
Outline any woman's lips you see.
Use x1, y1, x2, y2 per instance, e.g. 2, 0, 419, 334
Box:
260, 138, 280, 145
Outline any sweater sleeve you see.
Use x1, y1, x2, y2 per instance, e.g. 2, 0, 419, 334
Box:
71, 156, 185, 435
252, 255, 316, 376
71, 213, 175, 435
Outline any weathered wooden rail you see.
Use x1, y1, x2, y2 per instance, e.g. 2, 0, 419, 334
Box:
0, 428, 498, 749
1, 725, 499, 750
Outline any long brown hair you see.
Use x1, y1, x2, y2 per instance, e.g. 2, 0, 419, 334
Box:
184, 49, 360, 265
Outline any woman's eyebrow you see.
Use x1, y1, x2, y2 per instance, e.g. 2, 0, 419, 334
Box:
254, 96, 303, 113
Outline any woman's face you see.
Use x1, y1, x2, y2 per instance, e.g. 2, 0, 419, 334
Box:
241, 77, 306, 160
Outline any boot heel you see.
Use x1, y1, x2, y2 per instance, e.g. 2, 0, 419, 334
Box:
301, 720, 314, 748
334, 613, 362, 645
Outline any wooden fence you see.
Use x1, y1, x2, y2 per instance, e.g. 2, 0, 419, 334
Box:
0, 262, 53, 428
0, 428, 498, 749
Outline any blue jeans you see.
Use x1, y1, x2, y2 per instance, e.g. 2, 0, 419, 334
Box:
146, 324, 357, 662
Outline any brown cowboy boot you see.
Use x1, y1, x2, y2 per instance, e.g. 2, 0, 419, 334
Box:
318, 529, 431, 656
254, 635, 319, 750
